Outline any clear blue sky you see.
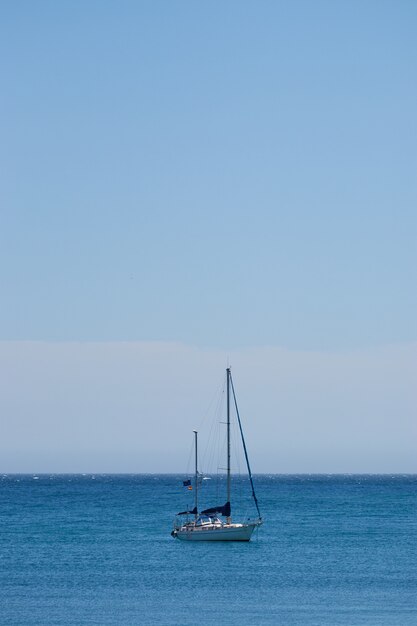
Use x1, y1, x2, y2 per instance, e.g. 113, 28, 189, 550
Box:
0, 2, 415, 472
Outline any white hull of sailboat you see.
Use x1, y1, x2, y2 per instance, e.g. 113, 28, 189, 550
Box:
174, 521, 260, 542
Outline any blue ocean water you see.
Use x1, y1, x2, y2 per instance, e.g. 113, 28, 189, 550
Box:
1, 474, 416, 625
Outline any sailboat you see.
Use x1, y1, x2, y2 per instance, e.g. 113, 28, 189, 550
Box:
171, 368, 262, 541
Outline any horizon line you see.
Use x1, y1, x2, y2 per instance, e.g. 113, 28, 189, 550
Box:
2, 472, 416, 476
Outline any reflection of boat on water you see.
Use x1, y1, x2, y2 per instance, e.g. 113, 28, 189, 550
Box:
171, 368, 262, 542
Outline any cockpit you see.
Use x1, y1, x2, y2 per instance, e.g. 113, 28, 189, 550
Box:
195, 515, 223, 526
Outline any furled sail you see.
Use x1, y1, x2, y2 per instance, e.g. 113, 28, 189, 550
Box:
177, 506, 197, 516
201, 501, 231, 517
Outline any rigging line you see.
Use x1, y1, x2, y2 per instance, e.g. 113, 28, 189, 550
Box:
231, 410, 241, 476
201, 372, 224, 472
201, 379, 224, 474
196, 371, 225, 433
233, 412, 246, 502
201, 409, 216, 473
230, 411, 244, 508
230, 372, 262, 520
214, 375, 226, 476
207, 416, 220, 478
184, 432, 195, 477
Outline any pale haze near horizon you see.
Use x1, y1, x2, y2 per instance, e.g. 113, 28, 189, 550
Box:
1, 341, 415, 473
0, 2, 416, 473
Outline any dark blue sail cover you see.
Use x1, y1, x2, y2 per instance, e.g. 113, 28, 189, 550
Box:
177, 506, 197, 516
201, 502, 231, 517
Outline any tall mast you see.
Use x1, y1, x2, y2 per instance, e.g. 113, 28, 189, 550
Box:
226, 367, 231, 523
193, 430, 198, 519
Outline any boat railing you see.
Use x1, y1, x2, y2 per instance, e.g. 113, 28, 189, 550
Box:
173, 515, 185, 529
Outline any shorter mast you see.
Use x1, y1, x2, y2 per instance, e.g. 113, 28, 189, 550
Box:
193, 430, 198, 519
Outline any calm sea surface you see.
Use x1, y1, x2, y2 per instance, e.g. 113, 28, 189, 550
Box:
1, 474, 416, 625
